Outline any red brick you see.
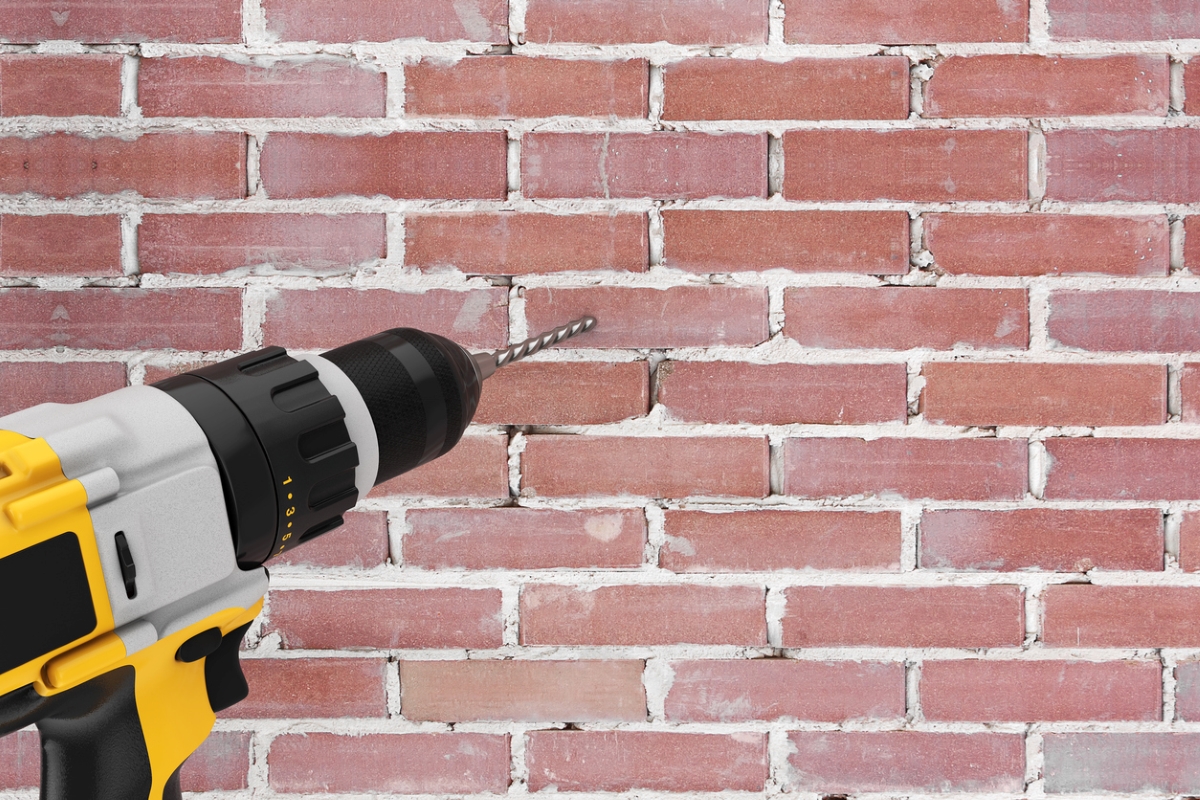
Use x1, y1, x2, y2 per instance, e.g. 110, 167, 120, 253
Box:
223, 658, 387, 718
140, 57, 385, 117
1044, 586, 1200, 647
785, 287, 1028, 350
406, 213, 647, 274
262, 287, 507, 350
784, 437, 1028, 501
1044, 439, 1200, 501
142, 360, 214, 385
783, 586, 1023, 647
662, 210, 909, 274
787, 732, 1024, 792
657, 361, 907, 425
0, 133, 246, 199
408, 57, 646, 118
524, 286, 768, 348
0, 215, 121, 275
0, 288, 242, 351
476, 361, 648, 425
405, 508, 645, 570
525, 0, 767, 44
522, 435, 769, 499
926, 55, 1169, 117
785, 0, 1025, 43
522, 132, 767, 199
1183, 513, 1200, 572
922, 362, 1167, 426
0, 0, 240, 43
925, 214, 1170, 276
263, 0, 508, 43
521, 584, 766, 646
267, 588, 502, 649
269, 733, 510, 794
260, 132, 506, 199
1048, 0, 1200, 40
370, 434, 510, 499
1188, 62, 1200, 117
785, 130, 1026, 201
1189, 217, 1200, 271
140, 213, 384, 274
663, 57, 907, 120
0, 730, 38, 788
666, 659, 904, 722
662, 510, 901, 572
527, 731, 767, 792
0, 361, 127, 417
923, 660, 1162, 722
1045, 734, 1200, 793
271, 510, 389, 569
180, 732, 251, 792
0, 55, 122, 116
1049, 291, 1200, 352
1047, 129, 1200, 203
1175, 660, 1200, 719
921, 509, 1164, 572
400, 660, 645, 721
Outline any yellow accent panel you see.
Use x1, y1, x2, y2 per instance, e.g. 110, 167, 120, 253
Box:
44, 632, 126, 690
5, 479, 88, 529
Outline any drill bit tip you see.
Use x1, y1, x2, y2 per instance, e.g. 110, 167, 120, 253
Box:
474, 315, 597, 380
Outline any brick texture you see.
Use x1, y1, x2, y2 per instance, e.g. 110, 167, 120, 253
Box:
475, 361, 649, 425
1044, 734, 1200, 793
270, 509, 389, 568
0, 361, 127, 417
1049, 291, 1200, 352
229, 658, 389, 718
0, 55, 123, 116
370, 434, 510, 499
1047, 129, 1200, 203
0, 730, 38, 789
262, 0, 509, 43
524, 0, 768, 45
1044, 438, 1200, 501
1043, 586, 1200, 646
0, 0, 241, 43
181, 732, 251, 792
785, 0, 1026, 43
1048, 0, 1200, 40
0, 214, 122, 275
1174, 661, 1200, 720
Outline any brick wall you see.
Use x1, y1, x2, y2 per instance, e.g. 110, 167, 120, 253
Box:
0, 0, 1198, 796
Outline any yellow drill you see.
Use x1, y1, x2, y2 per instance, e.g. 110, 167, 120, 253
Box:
0, 317, 595, 800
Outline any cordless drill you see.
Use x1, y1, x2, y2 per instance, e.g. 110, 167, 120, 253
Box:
0, 316, 595, 800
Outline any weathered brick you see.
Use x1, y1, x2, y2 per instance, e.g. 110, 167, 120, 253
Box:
784, 438, 1028, 501
370, 434, 509, 499
0, 362, 127, 417
476, 361, 649, 425
269, 733, 510, 794
0, 289, 242, 351
925, 214, 1170, 276
663, 57, 908, 120
922, 362, 1167, 426
921, 509, 1164, 572
666, 659, 904, 722
271, 510, 389, 569
400, 660, 645, 721
783, 586, 1023, 648
0, 133, 246, 199
1044, 439, 1200, 501
142, 360, 214, 385
922, 660, 1162, 721
526, 731, 767, 792
224, 658, 387, 718
0, 730, 38, 788
260, 132, 507, 199
0, 0, 241, 42
1049, 291, 1200, 352
522, 435, 769, 499
524, 286, 768, 348
262, 0, 508, 43
1048, 0, 1200, 40
266, 588, 503, 649
657, 361, 907, 425
0, 214, 122, 275
140, 214, 385, 274
784, 287, 1028, 350
1189, 217, 1200, 271
787, 732, 1024, 792
926, 55, 1169, 117
662, 510, 901, 572
406, 508, 645, 570
1047, 130, 1200, 203
408, 56, 647, 118
1175, 660, 1200, 720
662, 210, 909, 274
785, 0, 1025, 43
525, 0, 767, 44
1188, 62, 1200, 117
406, 212, 647, 273
261, 288, 507, 350
1043, 586, 1200, 647
1182, 513, 1200, 572
785, 130, 1027, 201
522, 132, 767, 199
521, 584, 766, 645
0, 55, 122, 115
1044, 734, 1200, 793
181, 732, 251, 792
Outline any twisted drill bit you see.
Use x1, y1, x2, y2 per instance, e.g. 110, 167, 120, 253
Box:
473, 316, 597, 379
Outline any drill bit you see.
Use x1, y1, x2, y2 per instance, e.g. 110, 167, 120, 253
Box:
473, 316, 597, 380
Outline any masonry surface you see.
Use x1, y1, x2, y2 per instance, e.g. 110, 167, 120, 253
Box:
1, 0, 1199, 797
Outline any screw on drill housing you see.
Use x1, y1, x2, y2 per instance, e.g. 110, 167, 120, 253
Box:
472, 316, 597, 380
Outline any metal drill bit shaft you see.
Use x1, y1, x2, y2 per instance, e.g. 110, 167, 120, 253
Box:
473, 316, 597, 380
